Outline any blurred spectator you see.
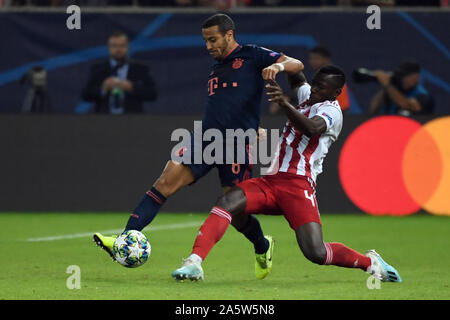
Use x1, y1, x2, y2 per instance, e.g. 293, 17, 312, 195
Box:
270, 45, 351, 115
5, 0, 446, 5
368, 61, 434, 116
337, 0, 394, 5
20, 66, 53, 112
81, 31, 157, 114
337, 0, 441, 5
395, 0, 441, 5
308, 45, 351, 113
138, 0, 178, 5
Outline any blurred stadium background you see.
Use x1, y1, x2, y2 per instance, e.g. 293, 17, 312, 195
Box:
0, 0, 448, 217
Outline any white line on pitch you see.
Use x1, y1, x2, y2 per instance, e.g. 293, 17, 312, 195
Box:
26, 221, 203, 242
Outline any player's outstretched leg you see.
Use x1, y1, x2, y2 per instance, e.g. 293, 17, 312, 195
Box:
173, 187, 250, 281
93, 160, 195, 261
125, 160, 195, 231
295, 222, 401, 282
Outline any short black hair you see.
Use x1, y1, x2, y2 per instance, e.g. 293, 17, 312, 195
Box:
317, 64, 346, 88
309, 45, 332, 59
109, 31, 128, 41
202, 14, 235, 36
395, 60, 421, 77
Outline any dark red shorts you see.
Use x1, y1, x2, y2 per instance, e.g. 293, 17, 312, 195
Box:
237, 172, 321, 230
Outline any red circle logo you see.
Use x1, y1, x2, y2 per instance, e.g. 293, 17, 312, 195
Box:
339, 115, 450, 216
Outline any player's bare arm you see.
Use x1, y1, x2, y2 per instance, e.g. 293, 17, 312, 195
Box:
287, 71, 307, 91
262, 55, 304, 81
369, 88, 386, 115
266, 80, 326, 137
257, 127, 267, 141
383, 84, 422, 112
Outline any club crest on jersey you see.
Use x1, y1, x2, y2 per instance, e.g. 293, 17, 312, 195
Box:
232, 58, 244, 69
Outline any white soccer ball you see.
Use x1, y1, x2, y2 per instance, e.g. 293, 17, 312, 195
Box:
113, 230, 151, 268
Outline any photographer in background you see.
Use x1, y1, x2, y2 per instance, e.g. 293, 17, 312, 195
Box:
359, 61, 434, 117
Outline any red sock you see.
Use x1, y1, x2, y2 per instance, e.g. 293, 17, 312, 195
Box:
192, 206, 232, 260
324, 242, 371, 271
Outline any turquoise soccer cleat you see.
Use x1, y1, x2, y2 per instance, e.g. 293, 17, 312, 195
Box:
366, 249, 402, 282
172, 258, 204, 281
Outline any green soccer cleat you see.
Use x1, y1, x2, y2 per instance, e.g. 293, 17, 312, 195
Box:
255, 235, 274, 280
93, 232, 117, 261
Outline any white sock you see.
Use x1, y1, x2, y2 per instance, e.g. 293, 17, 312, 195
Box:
189, 253, 203, 265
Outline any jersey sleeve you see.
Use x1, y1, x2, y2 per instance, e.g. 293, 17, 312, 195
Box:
316, 104, 342, 132
252, 45, 283, 69
297, 83, 311, 105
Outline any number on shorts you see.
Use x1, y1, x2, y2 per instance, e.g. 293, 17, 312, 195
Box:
304, 190, 316, 207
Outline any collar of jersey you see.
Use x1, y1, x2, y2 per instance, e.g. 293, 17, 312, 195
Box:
220, 44, 242, 62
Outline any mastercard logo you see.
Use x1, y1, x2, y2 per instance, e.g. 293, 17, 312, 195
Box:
339, 115, 450, 216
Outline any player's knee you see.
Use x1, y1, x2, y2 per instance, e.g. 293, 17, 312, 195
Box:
216, 192, 235, 213
216, 187, 246, 217
302, 245, 327, 265
154, 161, 192, 197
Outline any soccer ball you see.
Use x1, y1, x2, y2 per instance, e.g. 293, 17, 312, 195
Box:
113, 230, 151, 268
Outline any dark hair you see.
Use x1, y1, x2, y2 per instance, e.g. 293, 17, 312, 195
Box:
309, 45, 332, 59
202, 14, 235, 36
317, 64, 346, 88
395, 60, 421, 77
109, 31, 128, 41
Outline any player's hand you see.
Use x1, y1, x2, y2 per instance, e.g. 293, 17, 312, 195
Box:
266, 79, 289, 106
262, 64, 281, 81
257, 127, 267, 141
118, 79, 133, 92
374, 70, 391, 87
102, 77, 117, 91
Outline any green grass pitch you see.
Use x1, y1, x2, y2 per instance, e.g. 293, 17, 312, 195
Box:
0, 212, 448, 300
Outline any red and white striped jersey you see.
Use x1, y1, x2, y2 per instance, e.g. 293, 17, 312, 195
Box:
270, 83, 343, 182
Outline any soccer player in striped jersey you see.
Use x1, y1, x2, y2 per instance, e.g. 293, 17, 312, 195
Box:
172, 65, 402, 283
93, 13, 304, 279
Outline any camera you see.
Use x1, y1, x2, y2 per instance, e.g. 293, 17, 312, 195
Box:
352, 61, 420, 87
351, 68, 378, 83
352, 68, 395, 84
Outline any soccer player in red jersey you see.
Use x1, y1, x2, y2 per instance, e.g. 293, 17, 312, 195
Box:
172, 66, 402, 283
93, 14, 304, 278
